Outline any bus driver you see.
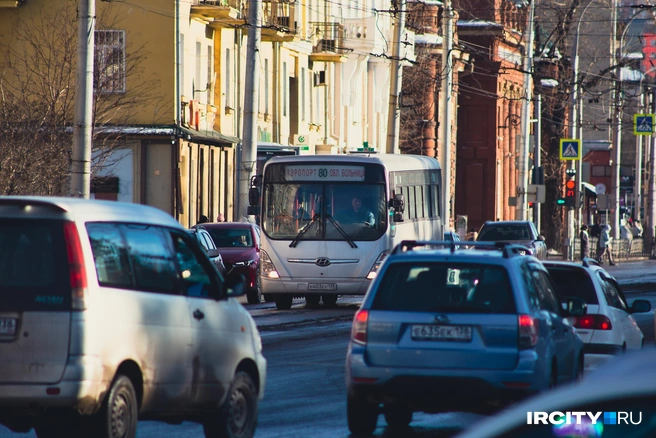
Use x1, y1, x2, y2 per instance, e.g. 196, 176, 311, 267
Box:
337, 195, 375, 227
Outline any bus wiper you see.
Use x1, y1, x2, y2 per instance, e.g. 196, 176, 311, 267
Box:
326, 214, 358, 248
289, 213, 320, 248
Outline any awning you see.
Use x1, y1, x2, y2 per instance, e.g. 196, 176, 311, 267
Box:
581, 182, 596, 196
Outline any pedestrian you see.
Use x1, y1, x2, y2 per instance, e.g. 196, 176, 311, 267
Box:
197, 214, 209, 224
632, 219, 643, 238
596, 224, 616, 266
217, 213, 225, 222
580, 224, 590, 260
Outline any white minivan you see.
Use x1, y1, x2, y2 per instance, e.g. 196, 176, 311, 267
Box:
0, 197, 266, 438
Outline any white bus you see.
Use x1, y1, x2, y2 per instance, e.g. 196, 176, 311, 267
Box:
248, 153, 443, 309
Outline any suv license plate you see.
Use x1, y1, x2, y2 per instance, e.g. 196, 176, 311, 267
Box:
0, 318, 17, 335
308, 283, 337, 291
411, 324, 472, 342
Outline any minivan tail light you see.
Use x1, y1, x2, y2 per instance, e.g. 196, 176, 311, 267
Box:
63, 221, 88, 310
518, 314, 538, 349
574, 314, 612, 330
351, 310, 369, 345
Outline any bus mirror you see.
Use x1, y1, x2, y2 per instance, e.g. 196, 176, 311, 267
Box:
391, 194, 404, 213
393, 212, 404, 222
248, 187, 260, 206
247, 206, 260, 216
250, 174, 262, 187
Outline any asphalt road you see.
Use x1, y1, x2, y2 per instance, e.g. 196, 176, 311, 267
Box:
1, 260, 655, 438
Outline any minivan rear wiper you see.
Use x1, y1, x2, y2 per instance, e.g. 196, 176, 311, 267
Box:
289, 213, 320, 248
326, 214, 357, 248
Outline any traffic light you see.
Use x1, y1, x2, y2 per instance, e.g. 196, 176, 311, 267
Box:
557, 198, 567, 206
564, 169, 577, 207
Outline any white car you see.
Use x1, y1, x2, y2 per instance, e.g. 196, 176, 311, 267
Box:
543, 259, 650, 370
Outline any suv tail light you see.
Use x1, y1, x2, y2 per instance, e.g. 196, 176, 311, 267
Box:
518, 314, 539, 349
574, 314, 612, 330
63, 221, 88, 310
351, 310, 369, 345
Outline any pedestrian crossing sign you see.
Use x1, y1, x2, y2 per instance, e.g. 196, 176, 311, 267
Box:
634, 114, 655, 135
559, 139, 581, 161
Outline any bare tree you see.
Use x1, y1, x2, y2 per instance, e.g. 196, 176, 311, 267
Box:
0, 2, 166, 196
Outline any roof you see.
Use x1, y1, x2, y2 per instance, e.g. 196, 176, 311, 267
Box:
93, 125, 240, 146
0, 196, 181, 228
265, 153, 442, 171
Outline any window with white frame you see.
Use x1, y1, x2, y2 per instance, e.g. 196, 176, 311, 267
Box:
95, 30, 126, 93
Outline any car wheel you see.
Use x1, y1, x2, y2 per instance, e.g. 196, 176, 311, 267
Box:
203, 371, 258, 438
263, 294, 275, 303
383, 405, 412, 428
347, 391, 378, 436
274, 294, 293, 310
574, 354, 584, 382
93, 374, 138, 438
322, 294, 338, 307
305, 295, 321, 307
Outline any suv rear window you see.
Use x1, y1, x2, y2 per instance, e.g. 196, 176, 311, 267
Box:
545, 266, 599, 305
478, 225, 530, 241
0, 219, 71, 310
371, 262, 516, 314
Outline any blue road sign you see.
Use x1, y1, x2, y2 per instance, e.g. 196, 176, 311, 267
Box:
634, 114, 655, 135
559, 139, 581, 160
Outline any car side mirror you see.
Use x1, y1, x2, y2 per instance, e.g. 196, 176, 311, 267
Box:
537, 235, 545, 241
564, 297, 587, 317
225, 272, 245, 298
207, 248, 220, 258
630, 299, 651, 314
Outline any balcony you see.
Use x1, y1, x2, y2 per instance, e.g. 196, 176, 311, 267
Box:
190, 0, 245, 28
343, 16, 385, 53
260, 1, 298, 42
309, 23, 351, 63
0, 0, 23, 6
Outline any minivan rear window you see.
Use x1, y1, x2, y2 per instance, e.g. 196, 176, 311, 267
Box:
372, 262, 516, 313
0, 219, 71, 310
545, 267, 599, 305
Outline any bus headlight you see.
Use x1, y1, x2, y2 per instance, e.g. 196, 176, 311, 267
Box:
366, 250, 389, 280
260, 250, 280, 279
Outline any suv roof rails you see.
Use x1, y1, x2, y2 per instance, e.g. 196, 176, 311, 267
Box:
390, 240, 532, 258
582, 257, 601, 268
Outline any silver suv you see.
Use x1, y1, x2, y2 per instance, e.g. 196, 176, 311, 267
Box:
0, 197, 266, 438
345, 240, 585, 435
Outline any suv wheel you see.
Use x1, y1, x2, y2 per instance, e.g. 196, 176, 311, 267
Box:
275, 294, 293, 310
203, 371, 258, 438
347, 391, 378, 435
383, 404, 412, 428
305, 295, 321, 307
322, 294, 338, 307
94, 374, 138, 438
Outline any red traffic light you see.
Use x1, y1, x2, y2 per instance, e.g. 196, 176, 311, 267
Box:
566, 180, 575, 189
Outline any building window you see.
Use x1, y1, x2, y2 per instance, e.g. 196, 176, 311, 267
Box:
195, 42, 202, 98
226, 49, 232, 108
283, 62, 288, 117
301, 67, 306, 121
264, 58, 269, 115
95, 30, 126, 93
207, 46, 213, 105
591, 165, 611, 177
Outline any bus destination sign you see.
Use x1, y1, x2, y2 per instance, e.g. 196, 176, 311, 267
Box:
285, 165, 365, 182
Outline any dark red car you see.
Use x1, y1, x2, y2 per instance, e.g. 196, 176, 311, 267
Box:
201, 222, 262, 304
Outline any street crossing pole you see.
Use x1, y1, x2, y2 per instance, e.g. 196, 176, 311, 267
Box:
385, 0, 406, 155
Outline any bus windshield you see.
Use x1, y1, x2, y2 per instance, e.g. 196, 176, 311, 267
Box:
261, 166, 387, 242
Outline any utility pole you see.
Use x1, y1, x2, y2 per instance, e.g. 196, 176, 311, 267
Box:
518, 0, 536, 221
239, 0, 261, 220
533, 94, 542, 231
647, 87, 656, 254
635, 89, 645, 223
440, 0, 454, 230
385, 0, 406, 154
610, 0, 621, 239
70, 0, 95, 198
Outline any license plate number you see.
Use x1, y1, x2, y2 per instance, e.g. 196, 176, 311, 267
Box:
0, 318, 17, 335
308, 283, 337, 291
411, 324, 472, 342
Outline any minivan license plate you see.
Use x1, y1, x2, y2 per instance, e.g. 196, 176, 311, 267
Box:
411, 324, 472, 342
308, 283, 337, 291
0, 318, 17, 335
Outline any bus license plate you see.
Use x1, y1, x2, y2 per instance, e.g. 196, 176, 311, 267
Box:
308, 283, 337, 291
411, 324, 472, 342
0, 318, 17, 335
